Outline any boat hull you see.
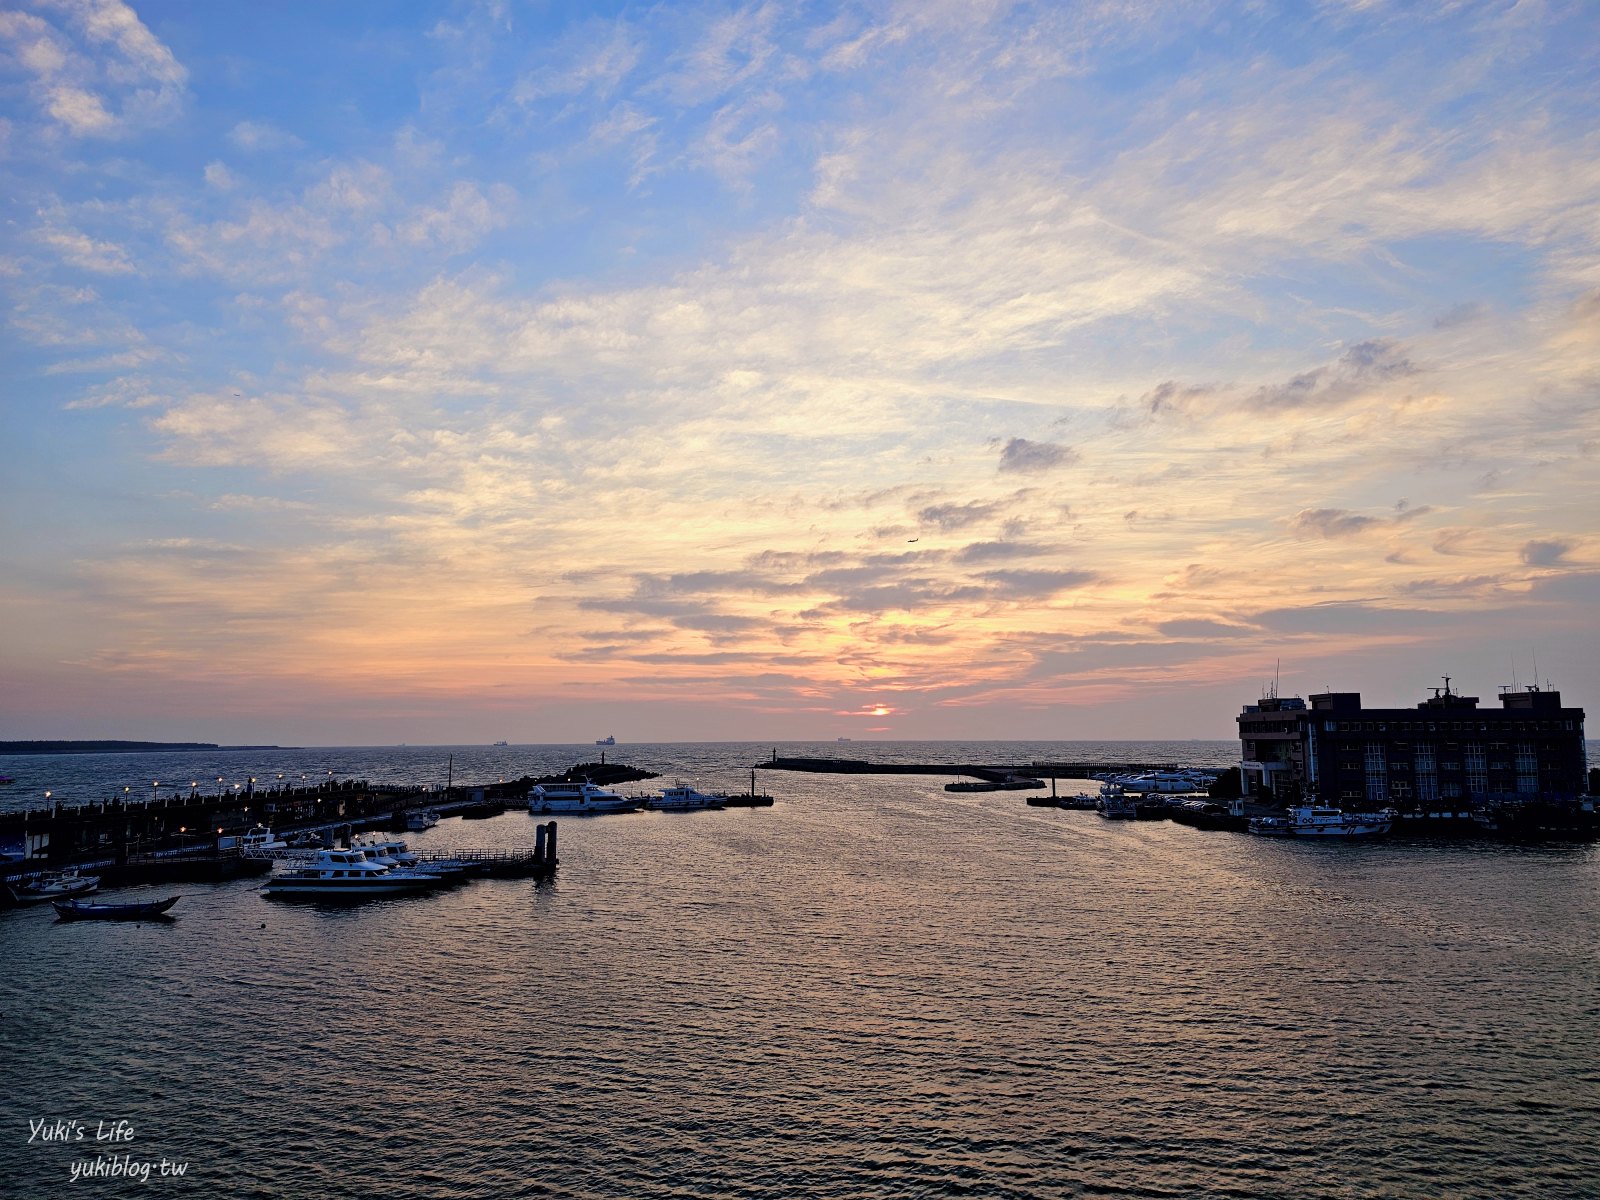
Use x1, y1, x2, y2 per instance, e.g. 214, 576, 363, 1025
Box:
4, 876, 99, 905
53, 896, 179, 921
263, 879, 434, 898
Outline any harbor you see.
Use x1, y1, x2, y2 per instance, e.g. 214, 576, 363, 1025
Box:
3, 745, 1597, 1199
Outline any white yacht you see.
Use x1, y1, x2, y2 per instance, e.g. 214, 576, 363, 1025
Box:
1115, 771, 1212, 794
1248, 804, 1395, 839
528, 781, 642, 815
645, 785, 726, 812
405, 809, 440, 831
263, 849, 441, 898
352, 835, 419, 866
237, 825, 288, 854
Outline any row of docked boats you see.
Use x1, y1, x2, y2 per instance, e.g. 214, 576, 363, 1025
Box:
527, 781, 728, 814
261, 836, 506, 898
1076, 781, 1398, 838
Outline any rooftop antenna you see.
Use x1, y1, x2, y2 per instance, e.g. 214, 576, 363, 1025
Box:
1531, 649, 1541, 692
1442, 674, 1452, 697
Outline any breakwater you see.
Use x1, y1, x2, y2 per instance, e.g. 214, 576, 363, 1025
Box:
760, 755, 1191, 779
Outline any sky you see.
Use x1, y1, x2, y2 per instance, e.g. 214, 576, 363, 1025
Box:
1, 0, 1597, 746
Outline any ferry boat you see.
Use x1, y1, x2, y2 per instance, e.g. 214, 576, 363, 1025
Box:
528, 781, 642, 815
645, 785, 726, 812
262, 849, 441, 898
1248, 804, 1395, 839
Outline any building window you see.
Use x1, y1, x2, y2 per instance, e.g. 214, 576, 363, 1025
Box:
1364, 742, 1388, 804
1464, 743, 1487, 797
1415, 744, 1437, 802
1516, 743, 1538, 794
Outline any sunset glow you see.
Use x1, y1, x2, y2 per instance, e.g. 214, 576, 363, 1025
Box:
2, 1, 1597, 742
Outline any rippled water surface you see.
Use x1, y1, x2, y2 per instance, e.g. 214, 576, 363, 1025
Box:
3, 743, 1598, 1198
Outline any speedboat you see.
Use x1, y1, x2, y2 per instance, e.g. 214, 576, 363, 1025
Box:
262, 849, 440, 898
528, 781, 642, 815
646, 785, 726, 812
4, 869, 100, 905
1248, 804, 1395, 838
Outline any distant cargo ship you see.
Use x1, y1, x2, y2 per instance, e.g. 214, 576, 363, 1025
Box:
595, 735, 616, 746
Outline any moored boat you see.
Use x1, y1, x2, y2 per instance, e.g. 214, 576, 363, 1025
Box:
646, 785, 726, 812
352, 835, 419, 866
1248, 804, 1394, 838
4, 869, 100, 905
236, 825, 288, 855
1096, 784, 1138, 820
263, 849, 441, 898
529, 781, 642, 815
53, 895, 179, 921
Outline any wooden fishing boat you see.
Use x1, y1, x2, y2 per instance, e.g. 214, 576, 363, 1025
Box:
52, 895, 179, 921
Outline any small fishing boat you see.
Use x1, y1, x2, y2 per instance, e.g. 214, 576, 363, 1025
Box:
53, 895, 179, 921
4, 869, 100, 905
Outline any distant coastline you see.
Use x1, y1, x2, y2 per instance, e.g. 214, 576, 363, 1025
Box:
0, 741, 286, 756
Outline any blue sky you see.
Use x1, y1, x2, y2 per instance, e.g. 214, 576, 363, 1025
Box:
2, 0, 1597, 744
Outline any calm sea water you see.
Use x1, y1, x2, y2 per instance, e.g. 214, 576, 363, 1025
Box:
3, 742, 1598, 1198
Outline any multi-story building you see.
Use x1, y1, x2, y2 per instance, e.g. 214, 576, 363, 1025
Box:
1238, 682, 1587, 807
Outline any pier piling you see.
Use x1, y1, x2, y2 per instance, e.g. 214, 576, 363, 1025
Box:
545, 821, 557, 863
534, 824, 546, 859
